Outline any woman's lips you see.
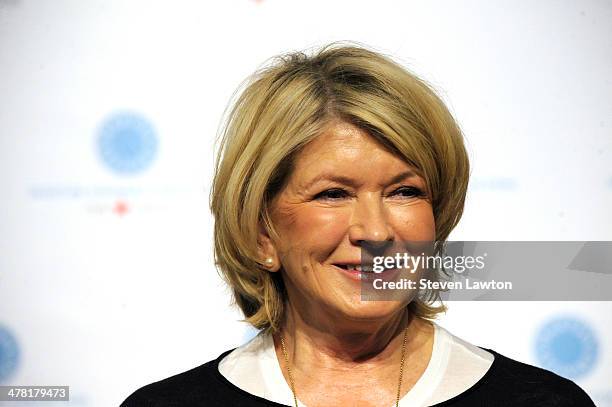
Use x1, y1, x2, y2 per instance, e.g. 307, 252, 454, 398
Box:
332, 264, 366, 282
332, 264, 362, 278
331, 264, 400, 282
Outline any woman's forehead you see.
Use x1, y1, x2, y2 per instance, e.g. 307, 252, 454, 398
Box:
295, 122, 394, 163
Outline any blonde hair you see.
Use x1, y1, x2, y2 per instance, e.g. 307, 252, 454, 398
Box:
210, 42, 470, 332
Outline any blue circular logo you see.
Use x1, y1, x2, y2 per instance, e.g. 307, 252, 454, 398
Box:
534, 316, 599, 379
97, 112, 158, 174
0, 325, 19, 382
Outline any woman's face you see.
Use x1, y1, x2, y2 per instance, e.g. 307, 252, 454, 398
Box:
267, 120, 435, 322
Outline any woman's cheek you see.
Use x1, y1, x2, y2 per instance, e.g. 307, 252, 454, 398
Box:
391, 204, 436, 240
306, 208, 350, 238
274, 205, 341, 242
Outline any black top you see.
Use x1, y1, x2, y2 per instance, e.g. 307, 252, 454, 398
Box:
120, 347, 596, 407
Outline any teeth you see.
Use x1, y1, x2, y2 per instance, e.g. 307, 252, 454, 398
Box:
333, 264, 377, 279
338, 264, 374, 272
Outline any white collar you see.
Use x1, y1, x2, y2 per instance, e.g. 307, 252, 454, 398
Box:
219, 322, 455, 406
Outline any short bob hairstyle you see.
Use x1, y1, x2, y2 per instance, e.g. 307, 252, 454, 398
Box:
210, 42, 470, 332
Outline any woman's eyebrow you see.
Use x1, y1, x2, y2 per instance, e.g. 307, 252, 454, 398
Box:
385, 170, 418, 185
302, 170, 417, 190
302, 173, 359, 190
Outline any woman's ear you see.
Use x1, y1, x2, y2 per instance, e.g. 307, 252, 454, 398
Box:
257, 223, 280, 272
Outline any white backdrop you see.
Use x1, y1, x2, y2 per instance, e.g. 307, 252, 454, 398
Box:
0, 1, 611, 406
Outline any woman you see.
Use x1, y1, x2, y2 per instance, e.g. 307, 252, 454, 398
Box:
121, 43, 595, 406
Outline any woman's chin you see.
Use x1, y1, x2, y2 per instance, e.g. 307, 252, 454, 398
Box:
333, 297, 407, 322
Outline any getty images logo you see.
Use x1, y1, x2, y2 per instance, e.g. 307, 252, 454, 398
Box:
97, 111, 158, 175
534, 315, 599, 380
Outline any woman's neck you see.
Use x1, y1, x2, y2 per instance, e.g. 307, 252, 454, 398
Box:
271, 303, 435, 406
274, 303, 432, 372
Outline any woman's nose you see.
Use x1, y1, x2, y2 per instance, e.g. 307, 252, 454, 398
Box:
348, 195, 394, 247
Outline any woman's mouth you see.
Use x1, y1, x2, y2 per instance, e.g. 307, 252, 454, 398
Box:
332, 263, 402, 282
332, 263, 377, 281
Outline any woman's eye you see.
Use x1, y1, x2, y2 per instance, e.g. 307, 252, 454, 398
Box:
391, 186, 424, 198
314, 188, 349, 200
